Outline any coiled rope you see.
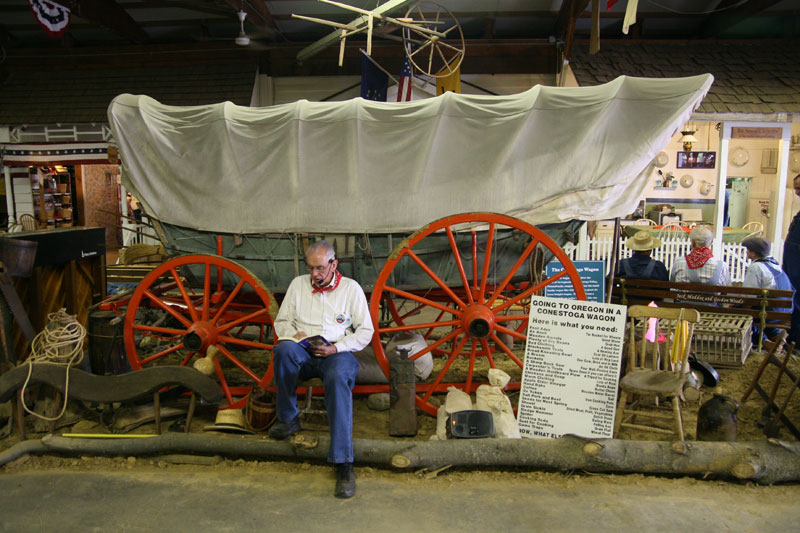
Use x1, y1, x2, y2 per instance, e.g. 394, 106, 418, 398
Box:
20, 308, 86, 421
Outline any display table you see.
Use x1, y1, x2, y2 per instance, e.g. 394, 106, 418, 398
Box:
623, 225, 752, 243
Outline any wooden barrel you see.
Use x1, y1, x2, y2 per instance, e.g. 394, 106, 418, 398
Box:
0, 238, 37, 278
87, 310, 130, 375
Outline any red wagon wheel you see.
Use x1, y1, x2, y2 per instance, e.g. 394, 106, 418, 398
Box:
369, 213, 585, 416
124, 254, 278, 409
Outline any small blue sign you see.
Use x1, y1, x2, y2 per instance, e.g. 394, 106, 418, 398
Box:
544, 260, 605, 303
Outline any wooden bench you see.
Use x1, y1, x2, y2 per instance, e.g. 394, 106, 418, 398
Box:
611, 278, 793, 366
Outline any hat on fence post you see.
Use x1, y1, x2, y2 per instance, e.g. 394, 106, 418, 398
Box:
203, 408, 254, 434
625, 231, 662, 251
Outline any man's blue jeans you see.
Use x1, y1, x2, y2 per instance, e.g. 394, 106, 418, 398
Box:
272, 341, 359, 463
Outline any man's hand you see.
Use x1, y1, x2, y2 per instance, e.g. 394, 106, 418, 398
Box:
313, 343, 337, 358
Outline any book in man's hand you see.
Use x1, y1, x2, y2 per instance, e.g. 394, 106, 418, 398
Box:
277, 334, 331, 356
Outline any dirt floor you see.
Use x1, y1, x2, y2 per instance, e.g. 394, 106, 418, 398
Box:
2, 335, 800, 524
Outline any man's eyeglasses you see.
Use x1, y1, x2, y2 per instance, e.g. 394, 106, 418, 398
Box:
305, 259, 334, 273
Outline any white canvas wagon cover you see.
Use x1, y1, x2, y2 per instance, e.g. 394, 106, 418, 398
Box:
108, 74, 713, 234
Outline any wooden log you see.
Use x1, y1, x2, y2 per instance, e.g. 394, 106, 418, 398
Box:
3, 434, 800, 485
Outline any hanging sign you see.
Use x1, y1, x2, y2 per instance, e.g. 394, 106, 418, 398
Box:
29, 0, 71, 38
517, 295, 626, 439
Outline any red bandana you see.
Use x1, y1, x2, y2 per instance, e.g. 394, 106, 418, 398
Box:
311, 270, 341, 294
685, 247, 713, 270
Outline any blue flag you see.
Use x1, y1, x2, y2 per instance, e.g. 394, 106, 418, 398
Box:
361, 54, 388, 101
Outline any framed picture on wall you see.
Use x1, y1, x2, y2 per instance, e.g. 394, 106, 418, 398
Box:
677, 151, 716, 169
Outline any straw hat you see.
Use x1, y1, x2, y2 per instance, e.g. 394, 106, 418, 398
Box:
203, 408, 254, 434
625, 231, 662, 251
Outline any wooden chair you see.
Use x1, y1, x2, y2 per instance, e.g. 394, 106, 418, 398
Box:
656, 222, 686, 241
614, 305, 701, 441
633, 218, 657, 226
18, 214, 37, 232
742, 221, 764, 238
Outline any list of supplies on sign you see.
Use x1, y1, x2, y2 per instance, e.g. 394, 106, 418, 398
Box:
517, 295, 626, 439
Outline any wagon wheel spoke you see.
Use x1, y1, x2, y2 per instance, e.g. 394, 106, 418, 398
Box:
132, 324, 186, 337
408, 37, 433, 58
125, 254, 277, 410
479, 337, 496, 368
211, 278, 246, 325
216, 307, 269, 334
143, 289, 193, 328
404, 249, 468, 309
421, 333, 468, 403
478, 223, 496, 303
213, 355, 235, 406
489, 331, 523, 367
446, 226, 474, 306
379, 319, 460, 336
381, 285, 461, 320
493, 323, 527, 342
170, 267, 200, 322
435, 45, 455, 73
217, 334, 274, 352
405, 328, 463, 362
139, 342, 186, 366
486, 238, 539, 307
202, 262, 211, 321
215, 343, 263, 383
492, 269, 570, 315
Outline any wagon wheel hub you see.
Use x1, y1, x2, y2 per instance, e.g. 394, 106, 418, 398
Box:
184, 321, 217, 352
462, 305, 495, 338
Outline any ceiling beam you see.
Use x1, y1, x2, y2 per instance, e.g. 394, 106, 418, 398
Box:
553, 0, 591, 41
58, 0, 150, 43
702, 0, 784, 38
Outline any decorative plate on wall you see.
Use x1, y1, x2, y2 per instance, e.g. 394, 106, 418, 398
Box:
680, 174, 694, 188
654, 151, 669, 168
730, 146, 749, 167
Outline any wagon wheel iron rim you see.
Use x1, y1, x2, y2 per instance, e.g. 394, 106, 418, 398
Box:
124, 254, 278, 409
369, 213, 585, 416
402, 1, 465, 79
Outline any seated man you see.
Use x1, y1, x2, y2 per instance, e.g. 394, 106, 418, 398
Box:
269, 240, 374, 499
617, 232, 668, 281
741, 236, 794, 342
670, 226, 730, 285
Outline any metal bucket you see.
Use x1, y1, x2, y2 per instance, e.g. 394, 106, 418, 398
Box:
87, 310, 130, 375
0, 238, 38, 278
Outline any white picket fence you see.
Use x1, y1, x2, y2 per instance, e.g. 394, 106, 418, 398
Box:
562, 232, 749, 283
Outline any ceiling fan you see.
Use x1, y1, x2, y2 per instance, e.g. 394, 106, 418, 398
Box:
235, 9, 250, 46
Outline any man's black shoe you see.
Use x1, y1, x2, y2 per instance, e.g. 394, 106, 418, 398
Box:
334, 462, 356, 499
268, 417, 301, 440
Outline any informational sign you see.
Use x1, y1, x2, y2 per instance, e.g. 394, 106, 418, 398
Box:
731, 127, 782, 139
517, 295, 626, 439
544, 260, 605, 303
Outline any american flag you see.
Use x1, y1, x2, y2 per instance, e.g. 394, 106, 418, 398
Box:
396, 56, 413, 102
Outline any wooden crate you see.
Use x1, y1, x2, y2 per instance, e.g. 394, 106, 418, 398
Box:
691, 313, 753, 368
